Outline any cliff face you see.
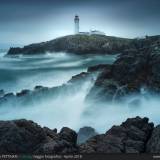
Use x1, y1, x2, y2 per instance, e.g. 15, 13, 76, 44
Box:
86, 36, 160, 103
7, 34, 134, 55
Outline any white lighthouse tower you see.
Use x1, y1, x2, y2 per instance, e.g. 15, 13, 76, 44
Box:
74, 15, 79, 34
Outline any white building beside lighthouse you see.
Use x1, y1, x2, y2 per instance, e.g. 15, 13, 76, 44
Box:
74, 15, 105, 35
74, 15, 79, 34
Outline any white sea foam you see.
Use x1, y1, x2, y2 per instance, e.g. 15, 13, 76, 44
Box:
2, 53, 159, 133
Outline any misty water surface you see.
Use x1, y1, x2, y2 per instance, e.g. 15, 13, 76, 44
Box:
0, 52, 116, 93
0, 51, 160, 133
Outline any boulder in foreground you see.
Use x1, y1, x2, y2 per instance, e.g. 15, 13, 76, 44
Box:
1, 116, 160, 154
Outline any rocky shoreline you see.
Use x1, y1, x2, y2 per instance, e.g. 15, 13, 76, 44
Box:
0, 62, 110, 107
0, 69, 98, 107
0, 116, 160, 153
1, 34, 160, 154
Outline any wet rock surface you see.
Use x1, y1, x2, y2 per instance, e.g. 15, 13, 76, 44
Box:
0, 117, 160, 154
87, 64, 111, 73
86, 37, 160, 102
0, 119, 47, 154
0, 119, 78, 154
77, 127, 98, 144
146, 125, 160, 153
36, 127, 78, 154
79, 117, 154, 153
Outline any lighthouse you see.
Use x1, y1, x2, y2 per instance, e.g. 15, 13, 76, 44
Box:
74, 15, 79, 34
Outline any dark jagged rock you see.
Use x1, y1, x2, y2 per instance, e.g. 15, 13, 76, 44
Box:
77, 127, 98, 144
53, 128, 58, 133
43, 127, 58, 138
87, 64, 111, 73
36, 127, 78, 154
7, 34, 133, 55
34, 85, 45, 90
0, 117, 160, 154
68, 72, 92, 84
0, 119, 47, 154
0, 119, 78, 154
7, 47, 23, 55
86, 40, 160, 102
0, 89, 4, 97
59, 127, 77, 146
16, 89, 31, 97
3, 92, 14, 98
146, 125, 160, 153
79, 117, 154, 153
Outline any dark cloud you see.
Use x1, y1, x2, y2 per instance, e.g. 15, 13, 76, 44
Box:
1, 0, 160, 22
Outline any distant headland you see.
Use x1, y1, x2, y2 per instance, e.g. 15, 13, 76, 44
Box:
6, 15, 160, 56
7, 34, 160, 56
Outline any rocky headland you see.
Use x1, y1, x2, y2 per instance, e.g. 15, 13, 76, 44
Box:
7, 34, 160, 56
7, 34, 132, 55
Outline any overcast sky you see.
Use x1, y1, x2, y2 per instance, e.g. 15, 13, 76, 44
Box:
0, 0, 160, 48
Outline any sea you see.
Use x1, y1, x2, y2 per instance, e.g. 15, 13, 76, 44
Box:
0, 50, 159, 132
